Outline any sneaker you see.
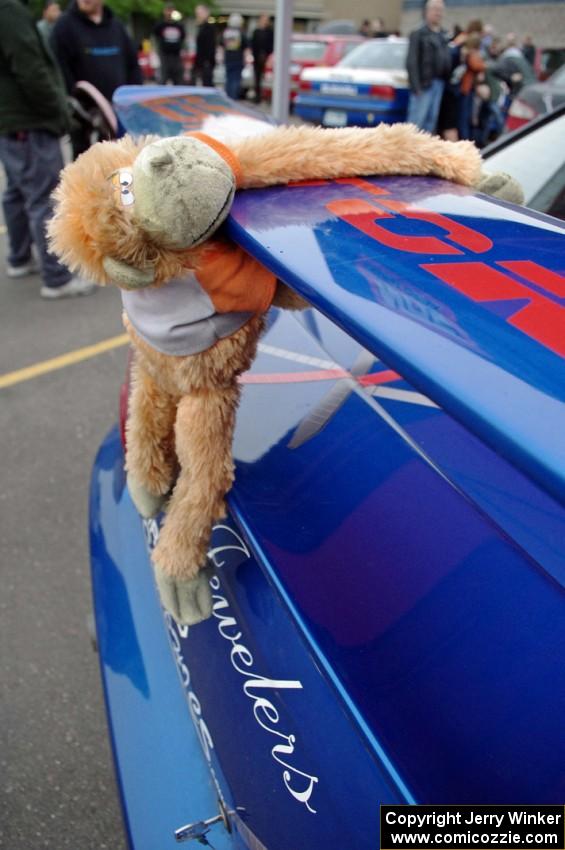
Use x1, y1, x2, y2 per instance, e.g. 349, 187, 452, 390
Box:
40, 276, 96, 299
6, 258, 39, 278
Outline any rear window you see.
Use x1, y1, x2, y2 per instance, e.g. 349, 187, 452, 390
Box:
291, 41, 328, 61
541, 48, 565, 77
339, 40, 407, 70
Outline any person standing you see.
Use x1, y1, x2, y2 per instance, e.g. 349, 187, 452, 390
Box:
406, 0, 452, 133
371, 17, 389, 38
222, 13, 247, 100
222, 12, 247, 100
522, 34, 536, 66
457, 32, 485, 140
153, 4, 185, 85
251, 14, 273, 104
51, 0, 141, 157
497, 33, 536, 95
0, 0, 94, 298
191, 4, 216, 87
37, 0, 61, 47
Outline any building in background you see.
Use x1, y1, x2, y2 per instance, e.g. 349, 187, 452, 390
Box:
402, 0, 565, 50
214, 0, 402, 35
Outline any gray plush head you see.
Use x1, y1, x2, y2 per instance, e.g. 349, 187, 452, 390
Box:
130, 135, 237, 250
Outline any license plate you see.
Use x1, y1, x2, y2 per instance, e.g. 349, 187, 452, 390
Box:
323, 109, 348, 127
320, 83, 358, 96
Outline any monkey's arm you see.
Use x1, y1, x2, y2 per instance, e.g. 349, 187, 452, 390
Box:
232, 123, 482, 189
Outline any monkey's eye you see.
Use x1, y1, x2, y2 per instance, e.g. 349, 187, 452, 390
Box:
118, 169, 133, 188
109, 170, 135, 208
120, 188, 135, 207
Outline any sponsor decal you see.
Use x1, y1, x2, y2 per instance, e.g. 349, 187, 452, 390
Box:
286, 176, 564, 358
144, 520, 319, 814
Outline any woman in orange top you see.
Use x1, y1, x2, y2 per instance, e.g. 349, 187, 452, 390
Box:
458, 33, 485, 140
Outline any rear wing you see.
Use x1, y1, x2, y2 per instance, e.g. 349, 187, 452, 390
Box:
113, 86, 565, 506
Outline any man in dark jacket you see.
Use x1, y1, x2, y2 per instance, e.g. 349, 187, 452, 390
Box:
0, 0, 94, 298
153, 4, 186, 85
51, 0, 141, 156
190, 4, 216, 87
251, 14, 273, 103
406, 0, 452, 133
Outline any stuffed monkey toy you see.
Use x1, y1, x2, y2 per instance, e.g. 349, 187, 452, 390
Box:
48, 122, 516, 626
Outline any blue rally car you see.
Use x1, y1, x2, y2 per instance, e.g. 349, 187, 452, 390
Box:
294, 37, 409, 127
90, 87, 565, 850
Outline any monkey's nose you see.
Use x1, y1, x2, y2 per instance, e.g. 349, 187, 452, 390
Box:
149, 150, 174, 169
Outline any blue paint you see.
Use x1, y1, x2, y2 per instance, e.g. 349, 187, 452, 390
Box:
90, 429, 237, 850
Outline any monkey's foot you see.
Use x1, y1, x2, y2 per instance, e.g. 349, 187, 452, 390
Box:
128, 473, 168, 518
154, 560, 214, 626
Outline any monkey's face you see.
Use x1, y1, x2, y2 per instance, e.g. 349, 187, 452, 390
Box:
127, 136, 237, 250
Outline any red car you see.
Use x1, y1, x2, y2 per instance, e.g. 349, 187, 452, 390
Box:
262, 33, 365, 102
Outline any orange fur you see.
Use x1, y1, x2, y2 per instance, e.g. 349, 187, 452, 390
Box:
48, 136, 206, 286
124, 314, 263, 578
232, 124, 482, 189
49, 124, 482, 583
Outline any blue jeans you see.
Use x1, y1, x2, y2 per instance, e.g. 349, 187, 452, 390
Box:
0, 130, 71, 289
457, 91, 474, 141
407, 79, 445, 134
225, 64, 243, 100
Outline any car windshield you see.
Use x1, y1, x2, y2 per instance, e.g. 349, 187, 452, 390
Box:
291, 41, 329, 61
484, 112, 565, 220
338, 40, 407, 70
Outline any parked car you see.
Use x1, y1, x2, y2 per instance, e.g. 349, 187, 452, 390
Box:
261, 33, 365, 102
485, 102, 565, 220
294, 36, 408, 127
534, 45, 565, 80
92, 84, 565, 850
505, 63, 565, 131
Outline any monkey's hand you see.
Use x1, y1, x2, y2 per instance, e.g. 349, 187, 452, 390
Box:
476, 171, 524, 205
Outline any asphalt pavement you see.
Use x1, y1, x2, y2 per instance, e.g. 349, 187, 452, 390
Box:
0, 195, 129, 848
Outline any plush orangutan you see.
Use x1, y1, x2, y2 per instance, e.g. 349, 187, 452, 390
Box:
49, 121, 510, 626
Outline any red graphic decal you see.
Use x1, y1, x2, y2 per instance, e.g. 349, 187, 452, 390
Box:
422, 261, 565, 357
335, 178, 390, 197
144, 96, 238, 123
240, 368, 399, 385
145, 102, 191, 122
379, 200, 492, 253
497, 261, 565, 299
287, 178, 390, 193
288, 180, 332, 188
327, 198, 464, 255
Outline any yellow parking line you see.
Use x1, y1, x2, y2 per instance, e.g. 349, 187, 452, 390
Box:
0, 333, 130, 389
0, 225, 6, 234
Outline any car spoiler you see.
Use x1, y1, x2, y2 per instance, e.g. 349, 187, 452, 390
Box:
228, 180, 565, 506
113, 86, 565, 506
